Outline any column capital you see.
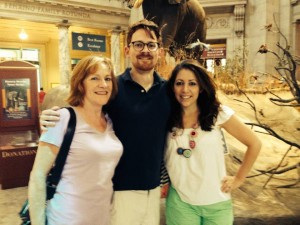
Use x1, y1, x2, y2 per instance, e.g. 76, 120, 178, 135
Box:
56, 20, 71, 29
108, 26, 124, 35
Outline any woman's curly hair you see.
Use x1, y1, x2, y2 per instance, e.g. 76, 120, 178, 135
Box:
167, 59, 221, 131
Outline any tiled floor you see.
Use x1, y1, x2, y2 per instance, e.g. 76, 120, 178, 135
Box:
0, 186, 167, 225
2, 185, 299, 225
0, 186, 27, 225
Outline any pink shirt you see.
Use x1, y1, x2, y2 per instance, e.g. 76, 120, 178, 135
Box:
40, 108, 123, 225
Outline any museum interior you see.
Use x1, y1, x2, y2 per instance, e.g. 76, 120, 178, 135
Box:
0, 0, 299, 224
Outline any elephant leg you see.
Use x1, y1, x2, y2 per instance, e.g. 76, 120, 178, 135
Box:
175, 0, 206, 44
142, 0, 163, 23
174, 0, 206, 61
187, 0, 207, 42
160, 4, 186, 59
143, 5, 159, 23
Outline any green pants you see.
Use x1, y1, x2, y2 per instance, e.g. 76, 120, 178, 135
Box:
166, 185, 234, 225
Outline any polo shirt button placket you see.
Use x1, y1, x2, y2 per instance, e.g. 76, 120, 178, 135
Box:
141, 89, 145, 93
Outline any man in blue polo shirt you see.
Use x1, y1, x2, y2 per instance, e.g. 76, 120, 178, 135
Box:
40, 19, 171, 225
107, 19, 170, 225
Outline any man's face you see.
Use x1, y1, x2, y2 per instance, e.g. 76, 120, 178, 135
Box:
125, 28, 162, 72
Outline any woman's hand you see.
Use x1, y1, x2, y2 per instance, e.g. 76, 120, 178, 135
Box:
221, 176, 244, 193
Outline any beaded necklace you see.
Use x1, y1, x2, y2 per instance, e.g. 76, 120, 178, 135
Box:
171, 123, 199, 158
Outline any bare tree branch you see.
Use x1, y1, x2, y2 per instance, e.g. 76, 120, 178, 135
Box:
245, 123, 300, 149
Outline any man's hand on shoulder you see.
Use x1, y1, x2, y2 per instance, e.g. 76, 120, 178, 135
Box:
40, 106, 61, 131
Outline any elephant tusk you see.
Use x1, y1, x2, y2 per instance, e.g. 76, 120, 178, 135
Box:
133, 0, 143, 8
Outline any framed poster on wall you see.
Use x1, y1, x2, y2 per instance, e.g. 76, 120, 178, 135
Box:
2, 78, 31, 120
0, 61, 38, 131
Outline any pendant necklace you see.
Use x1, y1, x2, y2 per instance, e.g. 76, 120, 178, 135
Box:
171, 123, 199, 158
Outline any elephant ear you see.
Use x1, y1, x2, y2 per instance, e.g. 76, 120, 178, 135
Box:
168, 0, 186, 4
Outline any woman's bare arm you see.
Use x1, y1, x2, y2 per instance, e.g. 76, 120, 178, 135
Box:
220, 115, 262, 193
28, 142, 59, 225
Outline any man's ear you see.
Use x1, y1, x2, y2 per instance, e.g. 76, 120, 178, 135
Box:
125, 46, 130, 57
158, 47, 165, 58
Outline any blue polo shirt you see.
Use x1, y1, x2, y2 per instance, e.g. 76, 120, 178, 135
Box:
107, 68, 171, 191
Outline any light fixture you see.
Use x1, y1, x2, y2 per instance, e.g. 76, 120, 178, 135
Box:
19, 28, 28, 40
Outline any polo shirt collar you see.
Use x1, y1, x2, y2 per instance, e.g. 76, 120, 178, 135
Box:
123, 68, 166, 86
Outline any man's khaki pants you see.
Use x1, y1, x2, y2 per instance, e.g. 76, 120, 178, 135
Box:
110, 186, 161, 225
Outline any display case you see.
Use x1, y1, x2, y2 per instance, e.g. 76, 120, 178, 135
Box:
0, 60, 39, 189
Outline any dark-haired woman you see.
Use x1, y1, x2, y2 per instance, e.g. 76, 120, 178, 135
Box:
164, 59, 261, 225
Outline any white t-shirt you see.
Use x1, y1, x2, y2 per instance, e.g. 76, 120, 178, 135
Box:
40, 107, 123, 225
164, 105, 234, 205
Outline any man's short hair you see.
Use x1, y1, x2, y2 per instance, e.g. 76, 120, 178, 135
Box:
127, 19, 162, 46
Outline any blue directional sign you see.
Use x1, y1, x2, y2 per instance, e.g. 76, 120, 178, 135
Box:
72, 32, 106, 52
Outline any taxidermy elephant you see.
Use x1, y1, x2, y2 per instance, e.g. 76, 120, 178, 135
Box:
127, 0, 207, 60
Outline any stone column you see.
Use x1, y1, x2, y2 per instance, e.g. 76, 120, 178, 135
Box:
234, 4, 246, 69
56, 22, 71, 86
234, 4, 245, 38
123, 30, 130, 69
110, 27, 123, 75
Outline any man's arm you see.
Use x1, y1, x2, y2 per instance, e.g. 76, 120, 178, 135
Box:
39, 106, 61, 131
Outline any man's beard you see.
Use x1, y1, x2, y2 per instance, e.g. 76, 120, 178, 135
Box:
134, 52, 156, 71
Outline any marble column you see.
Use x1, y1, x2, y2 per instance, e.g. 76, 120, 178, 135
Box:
110, 28, 123, 75
234, 4, 245, 38
56, 22, 71, 86
234, 4, 246, 69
